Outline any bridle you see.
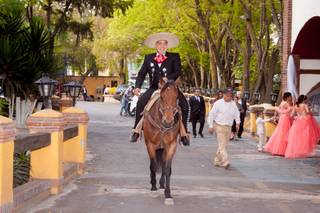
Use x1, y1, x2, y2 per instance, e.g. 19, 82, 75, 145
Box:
146, 84, 180, 133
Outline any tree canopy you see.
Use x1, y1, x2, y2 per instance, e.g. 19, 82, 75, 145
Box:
93, 0, 282, 102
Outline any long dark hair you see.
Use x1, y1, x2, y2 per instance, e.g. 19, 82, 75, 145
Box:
296, 95, 307, 106
283, 92, 292, 101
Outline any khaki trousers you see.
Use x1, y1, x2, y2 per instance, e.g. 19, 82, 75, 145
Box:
214, 123, 231, 166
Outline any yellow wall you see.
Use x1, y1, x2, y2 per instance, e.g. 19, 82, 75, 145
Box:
67, 76, 122, 97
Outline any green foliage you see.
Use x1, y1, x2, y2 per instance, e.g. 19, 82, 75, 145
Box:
13, 152, 31, 188
0, 5, 54, 99
0, 98, 8, 116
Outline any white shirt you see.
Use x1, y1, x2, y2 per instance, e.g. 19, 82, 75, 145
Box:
256, 117, 271, 135
207, 99, 240, 128
104, 87, 110, 94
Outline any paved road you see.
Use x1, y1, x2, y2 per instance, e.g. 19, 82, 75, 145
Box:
29, 101, 320, 213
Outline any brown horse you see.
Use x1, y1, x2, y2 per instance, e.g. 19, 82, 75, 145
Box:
143, 78, 180, 205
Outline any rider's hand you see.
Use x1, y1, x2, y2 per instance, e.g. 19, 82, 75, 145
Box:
208, 128, 214, 134
133, 88, 141, 96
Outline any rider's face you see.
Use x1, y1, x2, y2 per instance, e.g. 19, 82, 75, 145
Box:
155, 40, 168, 54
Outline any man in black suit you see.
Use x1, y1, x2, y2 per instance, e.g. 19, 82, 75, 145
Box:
189, 88, 206, 138
232, 91, 247, 139
130, 32, 189, 145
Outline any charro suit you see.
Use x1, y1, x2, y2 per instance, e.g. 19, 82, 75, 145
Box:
133, 52, 189, 130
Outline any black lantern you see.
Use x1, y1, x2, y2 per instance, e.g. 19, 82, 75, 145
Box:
253, 92, 261, 104
64, 81, 82, 106
243, 91, 250, 100
270, 92, 278, 106
35, 73, 57, 108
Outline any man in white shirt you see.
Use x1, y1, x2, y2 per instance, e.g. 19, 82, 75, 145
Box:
208, 88, 240, 169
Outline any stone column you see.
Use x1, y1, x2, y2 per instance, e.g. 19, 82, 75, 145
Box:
63, 107, 89, 175
26, 109, 66, 194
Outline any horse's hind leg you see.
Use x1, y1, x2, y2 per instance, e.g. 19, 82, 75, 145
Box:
149, 158, 157, 191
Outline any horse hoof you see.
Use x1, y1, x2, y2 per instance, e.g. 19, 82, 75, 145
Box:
164, 198, 174, 205
150, 191, 158, 198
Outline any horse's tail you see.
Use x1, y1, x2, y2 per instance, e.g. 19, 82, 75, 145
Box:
156, 149, 164, 173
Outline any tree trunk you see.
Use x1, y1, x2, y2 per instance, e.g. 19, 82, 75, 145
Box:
186, 57, 199, 88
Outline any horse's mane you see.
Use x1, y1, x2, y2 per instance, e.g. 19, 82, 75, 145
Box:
161, 80, 176, 92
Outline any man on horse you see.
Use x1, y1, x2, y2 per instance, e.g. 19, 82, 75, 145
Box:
130, 32, 190, 145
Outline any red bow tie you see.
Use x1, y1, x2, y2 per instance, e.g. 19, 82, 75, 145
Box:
154, 54, 167, 64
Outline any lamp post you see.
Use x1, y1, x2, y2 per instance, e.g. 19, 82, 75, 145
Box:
64, 81, 82, 106
270, 92, 278, 106
253, 92, 261, 104
35, 73, 57, 109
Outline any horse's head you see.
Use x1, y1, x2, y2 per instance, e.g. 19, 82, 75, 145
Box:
159, 78, 179, 128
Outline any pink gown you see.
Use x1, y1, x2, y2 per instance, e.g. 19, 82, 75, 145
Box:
285, 108, 320, 158
264, 104, 293, 156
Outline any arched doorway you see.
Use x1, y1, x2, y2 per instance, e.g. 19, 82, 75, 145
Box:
292, 16, 320, 95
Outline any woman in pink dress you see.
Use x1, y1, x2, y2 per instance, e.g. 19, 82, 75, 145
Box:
264, 92, 293, 156
285, 95, 320, 158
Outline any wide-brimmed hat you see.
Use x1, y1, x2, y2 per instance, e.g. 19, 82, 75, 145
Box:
144, 32, 179, 48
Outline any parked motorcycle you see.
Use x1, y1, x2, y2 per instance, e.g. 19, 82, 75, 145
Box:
127, 95, 139, 117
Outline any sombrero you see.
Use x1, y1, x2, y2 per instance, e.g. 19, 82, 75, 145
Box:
144, 32, 179, 48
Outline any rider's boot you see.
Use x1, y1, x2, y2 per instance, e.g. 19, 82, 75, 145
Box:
181, 136, 190, 146
180, 119, 190, 146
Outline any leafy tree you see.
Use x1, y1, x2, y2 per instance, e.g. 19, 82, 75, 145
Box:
25, 0, 133, 55
0, 0, 54, 116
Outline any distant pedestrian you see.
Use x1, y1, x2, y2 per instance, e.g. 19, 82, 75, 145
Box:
104, 85, 110, 95
189, 88, 206, 138
208, 88, 240, 169
232, 91, 247, 139
82, 86, 88, 101
256, 112, 273, 152
120, 86, 133, 116
231, 95, 243, 140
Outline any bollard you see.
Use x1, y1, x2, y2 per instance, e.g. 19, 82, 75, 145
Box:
62, 107, 89, 175
26, 109, 66, 194
263, 107, 277, 139
0, 116, 15, 213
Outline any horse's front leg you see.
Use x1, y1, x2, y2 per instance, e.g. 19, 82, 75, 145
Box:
149, 157, 157, 191
163, 141, 177, 205
146, 143, 158, 191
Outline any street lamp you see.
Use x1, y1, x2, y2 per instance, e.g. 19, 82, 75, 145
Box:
64, 81, 82, 106
243, 91, 250, 100
253, 92, 261, 104
270, 92, 278, 106
35, 73, 57, 108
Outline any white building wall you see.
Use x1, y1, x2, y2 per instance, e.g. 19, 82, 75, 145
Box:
291, 0, 320, 50
299, 74, 320, 95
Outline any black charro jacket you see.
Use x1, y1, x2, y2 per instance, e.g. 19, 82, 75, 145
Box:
135, 52, 181, 89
